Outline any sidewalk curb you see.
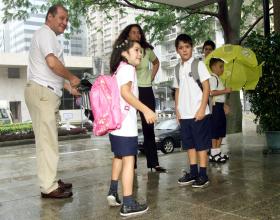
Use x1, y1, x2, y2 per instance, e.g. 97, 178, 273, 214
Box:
0, 133, 91, 147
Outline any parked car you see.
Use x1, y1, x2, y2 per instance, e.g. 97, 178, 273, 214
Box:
138, 119, 181, 154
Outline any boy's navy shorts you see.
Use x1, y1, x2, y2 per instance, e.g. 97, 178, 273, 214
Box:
179, 115, 211, 151
109, 134, 138, 157
211, 102, 226, 139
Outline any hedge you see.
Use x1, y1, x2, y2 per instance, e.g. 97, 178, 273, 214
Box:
0, 123, 33, 135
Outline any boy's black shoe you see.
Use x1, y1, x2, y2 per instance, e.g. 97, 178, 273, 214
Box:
178, 172, 196, 186
192, 176, 210, 188
120, 201, 149, 217
107, 192, 121, 206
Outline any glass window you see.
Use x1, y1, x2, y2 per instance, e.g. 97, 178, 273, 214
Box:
0, 109, 9, 119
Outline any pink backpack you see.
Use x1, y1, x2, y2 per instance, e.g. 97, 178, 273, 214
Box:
89, 63, 131, 136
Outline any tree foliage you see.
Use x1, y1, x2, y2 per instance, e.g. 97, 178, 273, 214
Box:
1, 0, 267, 44
245, 32, 280, 131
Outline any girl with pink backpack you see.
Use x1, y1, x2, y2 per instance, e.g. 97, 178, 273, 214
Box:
106, 38, 156, 217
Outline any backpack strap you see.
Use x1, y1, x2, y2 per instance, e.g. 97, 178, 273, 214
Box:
174, 59, 203, 91
175, 63, 180, 86
211, 74, 219, 88
190, 58, 203, 91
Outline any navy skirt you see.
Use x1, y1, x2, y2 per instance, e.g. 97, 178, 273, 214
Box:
109, 134, 138, 157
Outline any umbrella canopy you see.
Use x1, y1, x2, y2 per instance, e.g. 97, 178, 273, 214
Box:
205, 44, 262, 91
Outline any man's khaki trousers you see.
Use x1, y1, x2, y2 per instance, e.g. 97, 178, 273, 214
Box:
24, 81, 60, 193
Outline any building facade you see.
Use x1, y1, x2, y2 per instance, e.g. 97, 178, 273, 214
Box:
87, 8, 144, 73
0, 0, 92, 124
0, 53, 92, 123
2, 0, 87, 56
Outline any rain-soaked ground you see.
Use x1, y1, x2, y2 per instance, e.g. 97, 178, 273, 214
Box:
0, 114, 280, 220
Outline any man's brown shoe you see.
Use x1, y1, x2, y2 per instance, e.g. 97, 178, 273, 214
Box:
58, 179, 72, 189
41, 187, 73, 199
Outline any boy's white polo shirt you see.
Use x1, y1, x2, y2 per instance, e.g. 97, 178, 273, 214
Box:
173, 57, 211, 119
210, 73, 226, 103
27, 24, 64, 97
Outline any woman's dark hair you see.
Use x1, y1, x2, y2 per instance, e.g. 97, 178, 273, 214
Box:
45, 4, 68, 22
110, 39, 139, 73
118, 24, 153, 55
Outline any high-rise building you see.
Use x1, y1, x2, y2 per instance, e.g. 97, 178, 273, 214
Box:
87, 8, 144, 73
3, 0, 87, 56
86, 8, 177, 110
0, 0, 91, 123
86, 7, 179, 82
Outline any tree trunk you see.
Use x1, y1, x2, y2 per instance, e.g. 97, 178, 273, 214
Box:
217, 0, 243, 133
273, 0, 280, 33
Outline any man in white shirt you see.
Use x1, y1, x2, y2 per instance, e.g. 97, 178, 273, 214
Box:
24, 4, 80, 199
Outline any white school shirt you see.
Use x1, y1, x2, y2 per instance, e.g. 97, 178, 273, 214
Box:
27, 24, 64, 96
110, 62, 139, 137
172, 57, 211, 119
209, 73, 226, 103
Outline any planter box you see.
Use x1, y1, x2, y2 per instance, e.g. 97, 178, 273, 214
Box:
0, 127, 87, 142
265, 131, 280, 149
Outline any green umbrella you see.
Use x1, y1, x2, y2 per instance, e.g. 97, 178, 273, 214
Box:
205, 44, 262, 91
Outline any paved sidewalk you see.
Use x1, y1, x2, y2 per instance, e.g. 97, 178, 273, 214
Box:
0, 116, 279, 220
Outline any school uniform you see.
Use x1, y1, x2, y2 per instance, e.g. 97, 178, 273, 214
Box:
109, 62, 139, 157
209, 73, 226, 139
172, 57, 212, 151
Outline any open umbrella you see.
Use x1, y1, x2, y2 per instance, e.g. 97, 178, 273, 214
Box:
205, 44, 262, 91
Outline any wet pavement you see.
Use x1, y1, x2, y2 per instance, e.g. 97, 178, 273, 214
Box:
0, 114, 280, 220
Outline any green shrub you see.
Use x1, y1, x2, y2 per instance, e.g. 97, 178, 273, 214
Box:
0, 123, 33, 135
245, 32, 280, 132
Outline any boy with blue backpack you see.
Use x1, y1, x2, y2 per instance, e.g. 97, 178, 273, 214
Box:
173, 34, 212, 188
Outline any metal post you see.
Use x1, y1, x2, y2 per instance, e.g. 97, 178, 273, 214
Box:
263, 0, 270, 37
81, 95, 84, 129
165, 86, 168, 102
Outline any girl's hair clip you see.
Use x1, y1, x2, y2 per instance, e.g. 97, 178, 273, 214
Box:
116, 39, 128, 49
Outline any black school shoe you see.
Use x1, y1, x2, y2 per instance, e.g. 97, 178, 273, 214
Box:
120, 200, 149, 217
178, 172, 197, 186
192, 176, 210, 188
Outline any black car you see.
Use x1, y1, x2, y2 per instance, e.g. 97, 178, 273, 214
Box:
138, 119, 181, 154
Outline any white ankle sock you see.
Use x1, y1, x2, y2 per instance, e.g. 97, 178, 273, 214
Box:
221, 152, 228, 157
211, 148, 221, 156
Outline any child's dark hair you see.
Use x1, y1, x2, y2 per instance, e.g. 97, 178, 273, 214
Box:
110, 39, 139, 74
175, 34, 193, 48
203, 40, 216, 50
209, 58, 224, 69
